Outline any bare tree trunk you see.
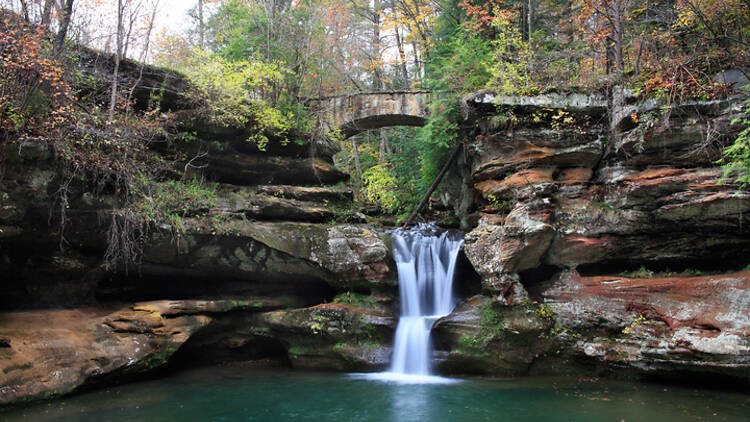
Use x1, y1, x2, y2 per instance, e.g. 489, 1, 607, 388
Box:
528, 0, 533, 40
411, 40, 421, 80
41, 0, 55, 27
528, 0, 535, 75
108, 0, 124, 124
126, 0, 159, 116
123, 1, 144, 60
394, 25, 409, 87
19, 0, 30, 22
53, 0, 74, 53
379, 130, 392, 162
611, 0, 625, 78
372, 0, 383, 90
198, 0, 204, 48
351, 138, 363, 192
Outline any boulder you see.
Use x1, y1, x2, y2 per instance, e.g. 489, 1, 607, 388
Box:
432, 295, 553, 375
0, 301, 234, 405
542, 270, 750, 378
253, 302, 395, 371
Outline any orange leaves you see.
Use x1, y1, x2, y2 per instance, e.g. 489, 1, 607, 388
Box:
0, 12, 72, 136
458, 0, 509, 31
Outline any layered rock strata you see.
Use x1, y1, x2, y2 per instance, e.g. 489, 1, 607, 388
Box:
435, 94, 750, 382
0, 61, 396, 405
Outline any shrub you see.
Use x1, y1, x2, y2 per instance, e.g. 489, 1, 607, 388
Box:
721, 100, 750, 189
182, 50, 292, 150
362, 164, 401, 214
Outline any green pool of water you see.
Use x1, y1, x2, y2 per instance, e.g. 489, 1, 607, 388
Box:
2, 365, 748, 422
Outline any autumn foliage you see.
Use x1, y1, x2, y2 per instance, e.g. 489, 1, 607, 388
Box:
0, 10, 72, 144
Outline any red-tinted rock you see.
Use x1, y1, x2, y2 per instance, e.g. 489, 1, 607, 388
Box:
542, 270, 750, 377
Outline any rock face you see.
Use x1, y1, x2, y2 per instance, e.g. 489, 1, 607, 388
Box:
0, 56, 395, 406
3, 56, 750, 408
0, 148, 393, 405
432, 295, 553, 374
0, 301, 216, 405
251, 301, 396, 370
542, 270, 750, 378
442, 94, 750, 381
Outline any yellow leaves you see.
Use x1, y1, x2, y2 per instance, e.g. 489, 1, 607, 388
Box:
182, 49, 292, 147
673, 8, 697, 29
379, 0, 436, 55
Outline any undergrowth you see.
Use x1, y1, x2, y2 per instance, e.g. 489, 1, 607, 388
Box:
332, 292, 378, 309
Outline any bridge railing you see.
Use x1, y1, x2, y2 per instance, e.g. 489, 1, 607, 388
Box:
301, 90, 434, 103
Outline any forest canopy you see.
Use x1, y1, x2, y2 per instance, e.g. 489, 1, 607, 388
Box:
1, 0, 749, 220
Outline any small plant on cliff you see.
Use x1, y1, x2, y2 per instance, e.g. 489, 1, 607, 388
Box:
332, 292, 378, 309
720, 100, 750, 189
622, 314, 647, 335
0, 12, 73, 177
361, 164, 402, 214
619, 266, 654, 278
535, 303, 556, 321
460, 302, 506, 352
128, 179, 218, 228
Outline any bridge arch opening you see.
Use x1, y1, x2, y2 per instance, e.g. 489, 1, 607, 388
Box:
341, 114, 426, 138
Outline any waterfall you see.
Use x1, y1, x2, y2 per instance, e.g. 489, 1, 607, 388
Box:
386, 223, 463, 380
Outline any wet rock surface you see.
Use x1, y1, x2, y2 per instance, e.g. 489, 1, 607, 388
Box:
0, 302, 213, 405
3, 83, 750, 407
454, 94, 750, 380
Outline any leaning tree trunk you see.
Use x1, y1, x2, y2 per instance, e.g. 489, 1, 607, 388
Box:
402, 142, 463, 229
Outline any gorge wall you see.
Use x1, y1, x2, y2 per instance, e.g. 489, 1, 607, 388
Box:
434, 91, 750, 384
0, 54, 404, 405
1, 56, 749, 407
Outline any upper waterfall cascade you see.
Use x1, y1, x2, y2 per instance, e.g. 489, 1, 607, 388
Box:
386, 224, 464, 381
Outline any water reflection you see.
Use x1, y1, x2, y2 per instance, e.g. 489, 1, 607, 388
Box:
2, 367, 748, 422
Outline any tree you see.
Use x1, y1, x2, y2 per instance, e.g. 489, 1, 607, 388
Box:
41, 0, 54, 27
0, 11, 72, 178
53, 0, 74, 52
125, 0, 160, 116
108, 0, 123, 124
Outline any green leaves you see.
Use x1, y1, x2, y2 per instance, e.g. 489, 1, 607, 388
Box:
486, 15, 533, 96
182, 49, 292, 148
362, 164, 402, 214
424, 25, 494, 94
720, 100, 750, 189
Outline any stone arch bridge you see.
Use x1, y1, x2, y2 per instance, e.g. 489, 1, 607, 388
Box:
309, 91, 431, 138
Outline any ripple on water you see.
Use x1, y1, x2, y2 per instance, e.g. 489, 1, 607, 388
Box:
348, 372, 462, 385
